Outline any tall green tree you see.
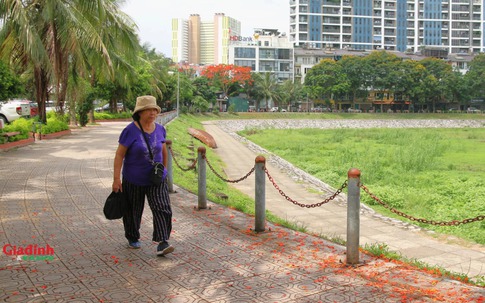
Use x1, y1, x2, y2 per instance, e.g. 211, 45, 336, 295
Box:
305, 59, 350, 107
464, 53, 485, 105
192, 76, 217, 108
363, 51, 402, 91
393, 60, 428, 111
0, 60, 23, 100
419, 57, 454, 112
338, 55, 368, 105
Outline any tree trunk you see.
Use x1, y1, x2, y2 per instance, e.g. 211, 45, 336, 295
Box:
34, 67, 49, 124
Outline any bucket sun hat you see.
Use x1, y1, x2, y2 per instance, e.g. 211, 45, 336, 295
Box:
133, 95, 161, 115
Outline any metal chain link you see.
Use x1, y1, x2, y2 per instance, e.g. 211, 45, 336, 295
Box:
204, 155, 255, 183
264, 166, 347, 208
360, 184, 485, 226
169, 146, 197, 172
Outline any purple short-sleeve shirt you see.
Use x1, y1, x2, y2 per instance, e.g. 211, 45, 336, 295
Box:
119, 122, 166, 186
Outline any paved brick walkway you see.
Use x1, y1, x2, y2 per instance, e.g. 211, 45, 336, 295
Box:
0, 122, 484, 302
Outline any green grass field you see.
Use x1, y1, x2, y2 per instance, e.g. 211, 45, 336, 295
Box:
239, 126, 485, 245
167, 113, 485, 245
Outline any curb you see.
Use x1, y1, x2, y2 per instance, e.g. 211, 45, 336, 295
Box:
0, 129, 72, 152
34, 129, 72, 140
0, 137, 35, 151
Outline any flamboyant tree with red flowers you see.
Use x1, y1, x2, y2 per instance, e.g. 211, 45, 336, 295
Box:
201, 64, 253, 98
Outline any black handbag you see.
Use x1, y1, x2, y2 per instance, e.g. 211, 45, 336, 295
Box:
150, 162, 164, 186
138, 122, 164, 186
103, 191, 128, 220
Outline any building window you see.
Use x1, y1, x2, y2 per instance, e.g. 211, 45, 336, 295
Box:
259, 49, 276, 59
280, 62, 291, 71
278, 49, 291, 59
235, 60, 256, 70
235, 47, 256, 58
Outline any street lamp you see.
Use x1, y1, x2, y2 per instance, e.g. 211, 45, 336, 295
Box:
168, 69, 180, 117
176, 70, 180, 117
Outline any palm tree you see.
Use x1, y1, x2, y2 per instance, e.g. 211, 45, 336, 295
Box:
0, 0, 51, 122
254, 72, 280, 111
0, 0, 140, 124
279, 79, 303, 111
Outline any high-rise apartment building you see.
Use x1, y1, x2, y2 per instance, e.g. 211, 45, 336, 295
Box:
172, 13, 241, 65
290, 0, 484, 54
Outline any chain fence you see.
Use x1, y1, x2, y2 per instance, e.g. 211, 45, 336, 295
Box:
169, 145, 484, 227
168, 146, 197, 172
265, 167, 347, 208
204, 154, 255, 183
360, 184, 485, 226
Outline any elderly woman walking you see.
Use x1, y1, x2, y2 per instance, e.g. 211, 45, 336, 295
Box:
112, 95, 174, 256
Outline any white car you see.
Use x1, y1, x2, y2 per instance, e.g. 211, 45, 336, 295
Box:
348, 108, 362, 113
467, 107, 481, 113
95, 102, 123, 112
0, 100, 31, 124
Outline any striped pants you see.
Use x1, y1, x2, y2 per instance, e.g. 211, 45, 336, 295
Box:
122, 178, 172, 243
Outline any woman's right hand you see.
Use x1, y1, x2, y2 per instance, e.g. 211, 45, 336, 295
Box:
112, 178, 122, 192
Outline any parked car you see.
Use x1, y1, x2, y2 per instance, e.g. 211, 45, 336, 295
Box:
270, 107, 279, 112
95, 102, 123, 112
0, 99, 31, 124
29, 101, 38, 117
348, 108, 362, 113
467, 107, 481, 113
45, 100, 56, 112
311, 107, 331, 112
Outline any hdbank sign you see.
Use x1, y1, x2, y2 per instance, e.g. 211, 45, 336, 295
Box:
230, 35, 254, 42
230, 33, 260, 43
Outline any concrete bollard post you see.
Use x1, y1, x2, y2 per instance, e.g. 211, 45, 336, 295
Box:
254, 156, 266, 232
165, 140, 174, 193
346, 168, 361, 265
197, 146, 207, 209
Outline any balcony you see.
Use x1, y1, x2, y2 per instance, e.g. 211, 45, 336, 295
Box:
324, 27, 341, 33
323, 8, 340, 14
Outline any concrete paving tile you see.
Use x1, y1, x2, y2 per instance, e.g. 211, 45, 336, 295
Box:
26, 296, 99, 303
296, 285, 402, 303
90, 286, 151, 302
0, 291, 39, 302
193, 281, 255, 302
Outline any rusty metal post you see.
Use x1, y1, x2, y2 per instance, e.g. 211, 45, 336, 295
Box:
165, 140, 174, 193
254, 156, 266, 232
197, 146, 207, 209
347, 168, 361, 265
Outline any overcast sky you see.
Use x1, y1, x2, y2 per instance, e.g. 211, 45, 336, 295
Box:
120, 0, 290, 57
